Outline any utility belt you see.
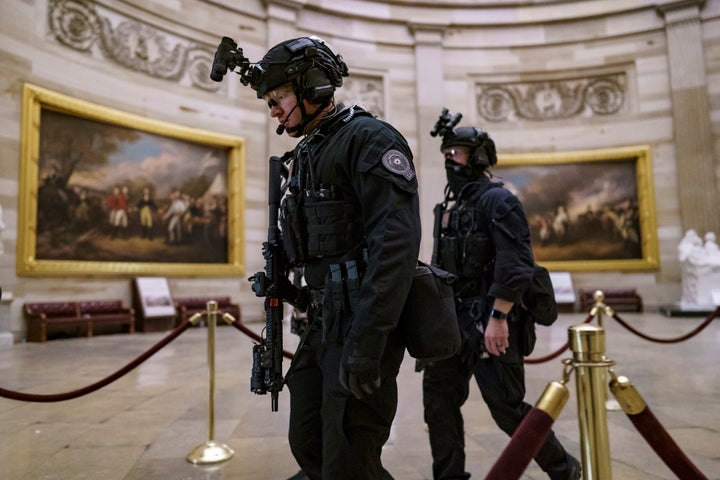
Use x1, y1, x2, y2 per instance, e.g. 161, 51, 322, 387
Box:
280, 186, 363, 265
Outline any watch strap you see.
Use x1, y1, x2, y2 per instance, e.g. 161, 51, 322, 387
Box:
490, 308, 508, 320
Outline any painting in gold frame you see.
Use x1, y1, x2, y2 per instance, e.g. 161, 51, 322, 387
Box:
495, 145, 659, 272
17, 83, 245, 277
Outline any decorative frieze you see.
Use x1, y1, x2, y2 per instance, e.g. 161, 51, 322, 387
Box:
337, 75, 386, 120
48, 0, 219, 91
476, 73, 626, 122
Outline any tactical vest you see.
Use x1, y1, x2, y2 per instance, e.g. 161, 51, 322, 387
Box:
433, 183, 495, 279
279, 109, 371, 265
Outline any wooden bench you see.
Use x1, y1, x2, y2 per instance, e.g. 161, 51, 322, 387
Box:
25, 302, 85, 342
78, 300, 135, 337
579, 288, 644, 313
174, 296, 241, 325
25, 300, 135, 342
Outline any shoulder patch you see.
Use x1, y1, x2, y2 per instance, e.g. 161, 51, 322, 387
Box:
381, 149, 415, 181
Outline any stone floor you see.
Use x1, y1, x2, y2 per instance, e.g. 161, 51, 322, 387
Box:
0, 310, 718, 480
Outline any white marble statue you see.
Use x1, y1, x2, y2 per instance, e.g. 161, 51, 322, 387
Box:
679, 229, 720, 307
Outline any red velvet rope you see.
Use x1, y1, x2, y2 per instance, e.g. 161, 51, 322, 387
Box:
611, 306, 719, 343
229, 319, 295, 359
624, 405, 709, 479
525, 314, 595, 364
0, 320, 193, 402
484, 407, 555, 480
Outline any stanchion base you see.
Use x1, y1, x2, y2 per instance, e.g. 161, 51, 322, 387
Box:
186, 441, 234, 465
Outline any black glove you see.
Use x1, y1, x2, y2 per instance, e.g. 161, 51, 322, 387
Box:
339, 340, 382, 400
460, 323, 486, 368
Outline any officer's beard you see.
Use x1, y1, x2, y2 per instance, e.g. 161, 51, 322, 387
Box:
445, 161, 477, 196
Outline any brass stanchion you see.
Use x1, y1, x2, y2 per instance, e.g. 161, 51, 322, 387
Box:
186, 301, 235, 465
589, 290, 622, 412
568, 324, 613, 479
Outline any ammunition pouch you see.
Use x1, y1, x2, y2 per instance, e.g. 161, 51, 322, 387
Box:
304, 199, 361, 257
322, 257, 366, 344
439, 233, 493, 279
399, 262, 461, 362
279, 194, 307, 265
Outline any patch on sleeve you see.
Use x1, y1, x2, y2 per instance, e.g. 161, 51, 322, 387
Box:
381, 149, 416, 181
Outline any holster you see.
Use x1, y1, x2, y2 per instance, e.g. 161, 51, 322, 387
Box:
399, 262, 461, 362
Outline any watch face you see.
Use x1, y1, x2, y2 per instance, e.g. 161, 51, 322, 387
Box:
491, 309, 508, 320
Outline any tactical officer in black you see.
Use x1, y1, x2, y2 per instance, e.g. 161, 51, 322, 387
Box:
422, 111, 581, 480
215, 36, 421, 479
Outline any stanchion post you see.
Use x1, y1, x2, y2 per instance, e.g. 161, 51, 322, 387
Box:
186, 300, 235, 465
568, 324, 613, 479
589, 290, 622, 412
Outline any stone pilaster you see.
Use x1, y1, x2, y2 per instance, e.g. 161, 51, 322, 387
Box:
658, 0, 719, 234
410, 24, 446, 262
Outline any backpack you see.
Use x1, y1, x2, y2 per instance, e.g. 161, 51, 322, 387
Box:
522, 263, 558, 326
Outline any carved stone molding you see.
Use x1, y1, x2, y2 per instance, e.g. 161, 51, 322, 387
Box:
337, 75, 386, 119
476, 73, 626, 122
48, 0, 219, 91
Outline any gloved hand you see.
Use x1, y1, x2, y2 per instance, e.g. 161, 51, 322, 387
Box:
460, 323, 486, 368
339, 340, 382, 400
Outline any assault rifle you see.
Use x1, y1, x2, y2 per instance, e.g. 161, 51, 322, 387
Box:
248, 156, 289, 412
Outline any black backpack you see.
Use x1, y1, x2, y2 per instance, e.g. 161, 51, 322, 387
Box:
522, 263, 558, 326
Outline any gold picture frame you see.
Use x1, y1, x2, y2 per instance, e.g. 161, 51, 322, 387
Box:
495, 145, 659, 272
17, 83, 245, 277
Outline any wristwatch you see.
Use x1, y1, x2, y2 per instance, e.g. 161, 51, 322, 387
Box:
490, 308, 508, 320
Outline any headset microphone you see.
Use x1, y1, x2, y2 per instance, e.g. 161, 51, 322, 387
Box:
275, 104, 299, 135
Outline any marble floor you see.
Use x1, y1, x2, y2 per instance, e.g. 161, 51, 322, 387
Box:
0, 311, 718, 480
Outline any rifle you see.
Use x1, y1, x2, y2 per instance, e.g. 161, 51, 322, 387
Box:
431, 201, 445, 267
248, 155, 289, 412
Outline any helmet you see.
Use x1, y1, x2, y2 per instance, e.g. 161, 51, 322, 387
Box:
254, 36, 349, 102
440, 126, 497, 169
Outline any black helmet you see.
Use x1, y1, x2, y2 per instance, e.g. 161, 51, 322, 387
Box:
440, 126, 497, 169
254, 36, 349, 102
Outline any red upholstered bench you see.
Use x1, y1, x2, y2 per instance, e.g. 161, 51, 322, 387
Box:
25, 300, 136, 342
174, 296, 241, 325
24, 302, 84, 342
78, 300, 135, 337
579, 288, 644, 313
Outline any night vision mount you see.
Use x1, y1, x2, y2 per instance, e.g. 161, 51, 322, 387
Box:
430, 108, 462, 139
210, 36, 262, 86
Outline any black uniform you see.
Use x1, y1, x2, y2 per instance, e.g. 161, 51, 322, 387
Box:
423, 177, 577, 480
283, 104, 421, 480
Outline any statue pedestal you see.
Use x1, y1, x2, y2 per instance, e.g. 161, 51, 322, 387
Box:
0, 289, 13, 349
659, 302, 716, 318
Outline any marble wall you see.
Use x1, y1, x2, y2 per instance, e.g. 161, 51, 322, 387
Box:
0, 0, 718, 341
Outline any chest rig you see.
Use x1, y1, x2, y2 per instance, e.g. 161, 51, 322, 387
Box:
279, 108, 370, 266
432, 183, 496, 280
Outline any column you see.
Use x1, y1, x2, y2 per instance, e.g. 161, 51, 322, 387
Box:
410, 24, 446, 262
658, 0, 719, 234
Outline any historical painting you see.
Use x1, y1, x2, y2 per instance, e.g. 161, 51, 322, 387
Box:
495, 146, 659, 271
17, 84, 245, 276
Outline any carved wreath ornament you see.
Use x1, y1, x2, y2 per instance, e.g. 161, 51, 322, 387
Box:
477, 75, 626, 122
48, 0, 219, 91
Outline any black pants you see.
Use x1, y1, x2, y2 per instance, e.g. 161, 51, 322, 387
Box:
285, 321, 402, 480
422, 344, 573, 480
